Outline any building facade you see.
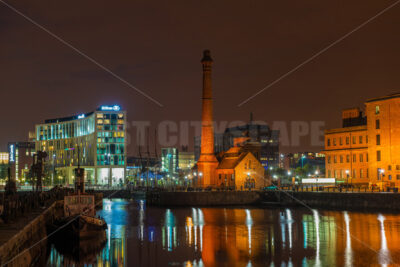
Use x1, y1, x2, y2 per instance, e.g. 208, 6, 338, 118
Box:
161, 147, 179, 176
194, 123, 279, 169
35, 105, 126, 186
324, 94, 400, 189
223, 123, 279, 169
178, 151, 195, 171
280, 152, 325, 171
0, 152, 9, 164
365, 94, 400, 189
8, 142, 35, 184
215, 147, 265, 190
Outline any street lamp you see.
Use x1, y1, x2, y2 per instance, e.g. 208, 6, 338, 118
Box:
379, 169, 385, 190
345, 170, 350, 185
301, 155, 306, 168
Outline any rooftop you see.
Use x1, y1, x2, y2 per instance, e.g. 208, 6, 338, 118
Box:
43, 105, 122, 124
324, 125, 367, 134
366, 92, 400, 103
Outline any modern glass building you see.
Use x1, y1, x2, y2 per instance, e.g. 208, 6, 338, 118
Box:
35, 105, 127, 186
161, 147, 178, 176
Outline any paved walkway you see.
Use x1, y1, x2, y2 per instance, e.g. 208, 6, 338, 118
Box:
0, 207, 46, 247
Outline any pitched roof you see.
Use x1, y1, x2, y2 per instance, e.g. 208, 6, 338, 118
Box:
216, 151, 248, 170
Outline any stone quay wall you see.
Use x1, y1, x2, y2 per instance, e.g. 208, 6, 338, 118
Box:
262, 191, 400, 211
146, 191, 261, 206
145, 190, 400, 211
0, 201, 64, 267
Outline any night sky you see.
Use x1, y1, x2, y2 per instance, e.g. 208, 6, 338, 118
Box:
1, 0, 400, 154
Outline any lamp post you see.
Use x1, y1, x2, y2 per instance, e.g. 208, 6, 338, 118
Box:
379, 169, 385, 190
301, 155, 306, 168
198, 172, 203, 188
345, 170, 350, 185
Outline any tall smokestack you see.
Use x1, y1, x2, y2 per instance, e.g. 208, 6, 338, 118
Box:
197, 50, 218, 187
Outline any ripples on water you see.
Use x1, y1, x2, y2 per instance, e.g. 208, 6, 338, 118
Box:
46, 198, 400, 266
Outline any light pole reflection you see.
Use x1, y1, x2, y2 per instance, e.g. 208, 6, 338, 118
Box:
344, 211, 353, 267
286, 209, 293, 249
139, 200, 145, 241
246, 209, 253, 255
378, 214, 391, 267
164, 209, 176, 251
312, 209, 321, 267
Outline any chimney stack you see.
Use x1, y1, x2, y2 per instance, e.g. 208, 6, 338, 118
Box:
197, 50, 219, 187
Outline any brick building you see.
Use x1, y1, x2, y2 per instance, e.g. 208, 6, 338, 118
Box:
323, 93, 400, 189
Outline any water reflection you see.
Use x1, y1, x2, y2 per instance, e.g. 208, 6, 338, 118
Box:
46, 199, 400, 266
344, 211, 352, 267
378, 214, 392, 267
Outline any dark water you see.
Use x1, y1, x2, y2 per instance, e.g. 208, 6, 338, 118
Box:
46, 199, 400, 266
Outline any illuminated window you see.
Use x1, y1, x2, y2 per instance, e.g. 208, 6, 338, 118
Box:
104, 119, 110, 124
97, 119, 103, 124
375, 105, 380, 114
97, 113, 104, 118
118, 113, 124, 118
389, 175, 392, 180
117, 119, 124, 124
